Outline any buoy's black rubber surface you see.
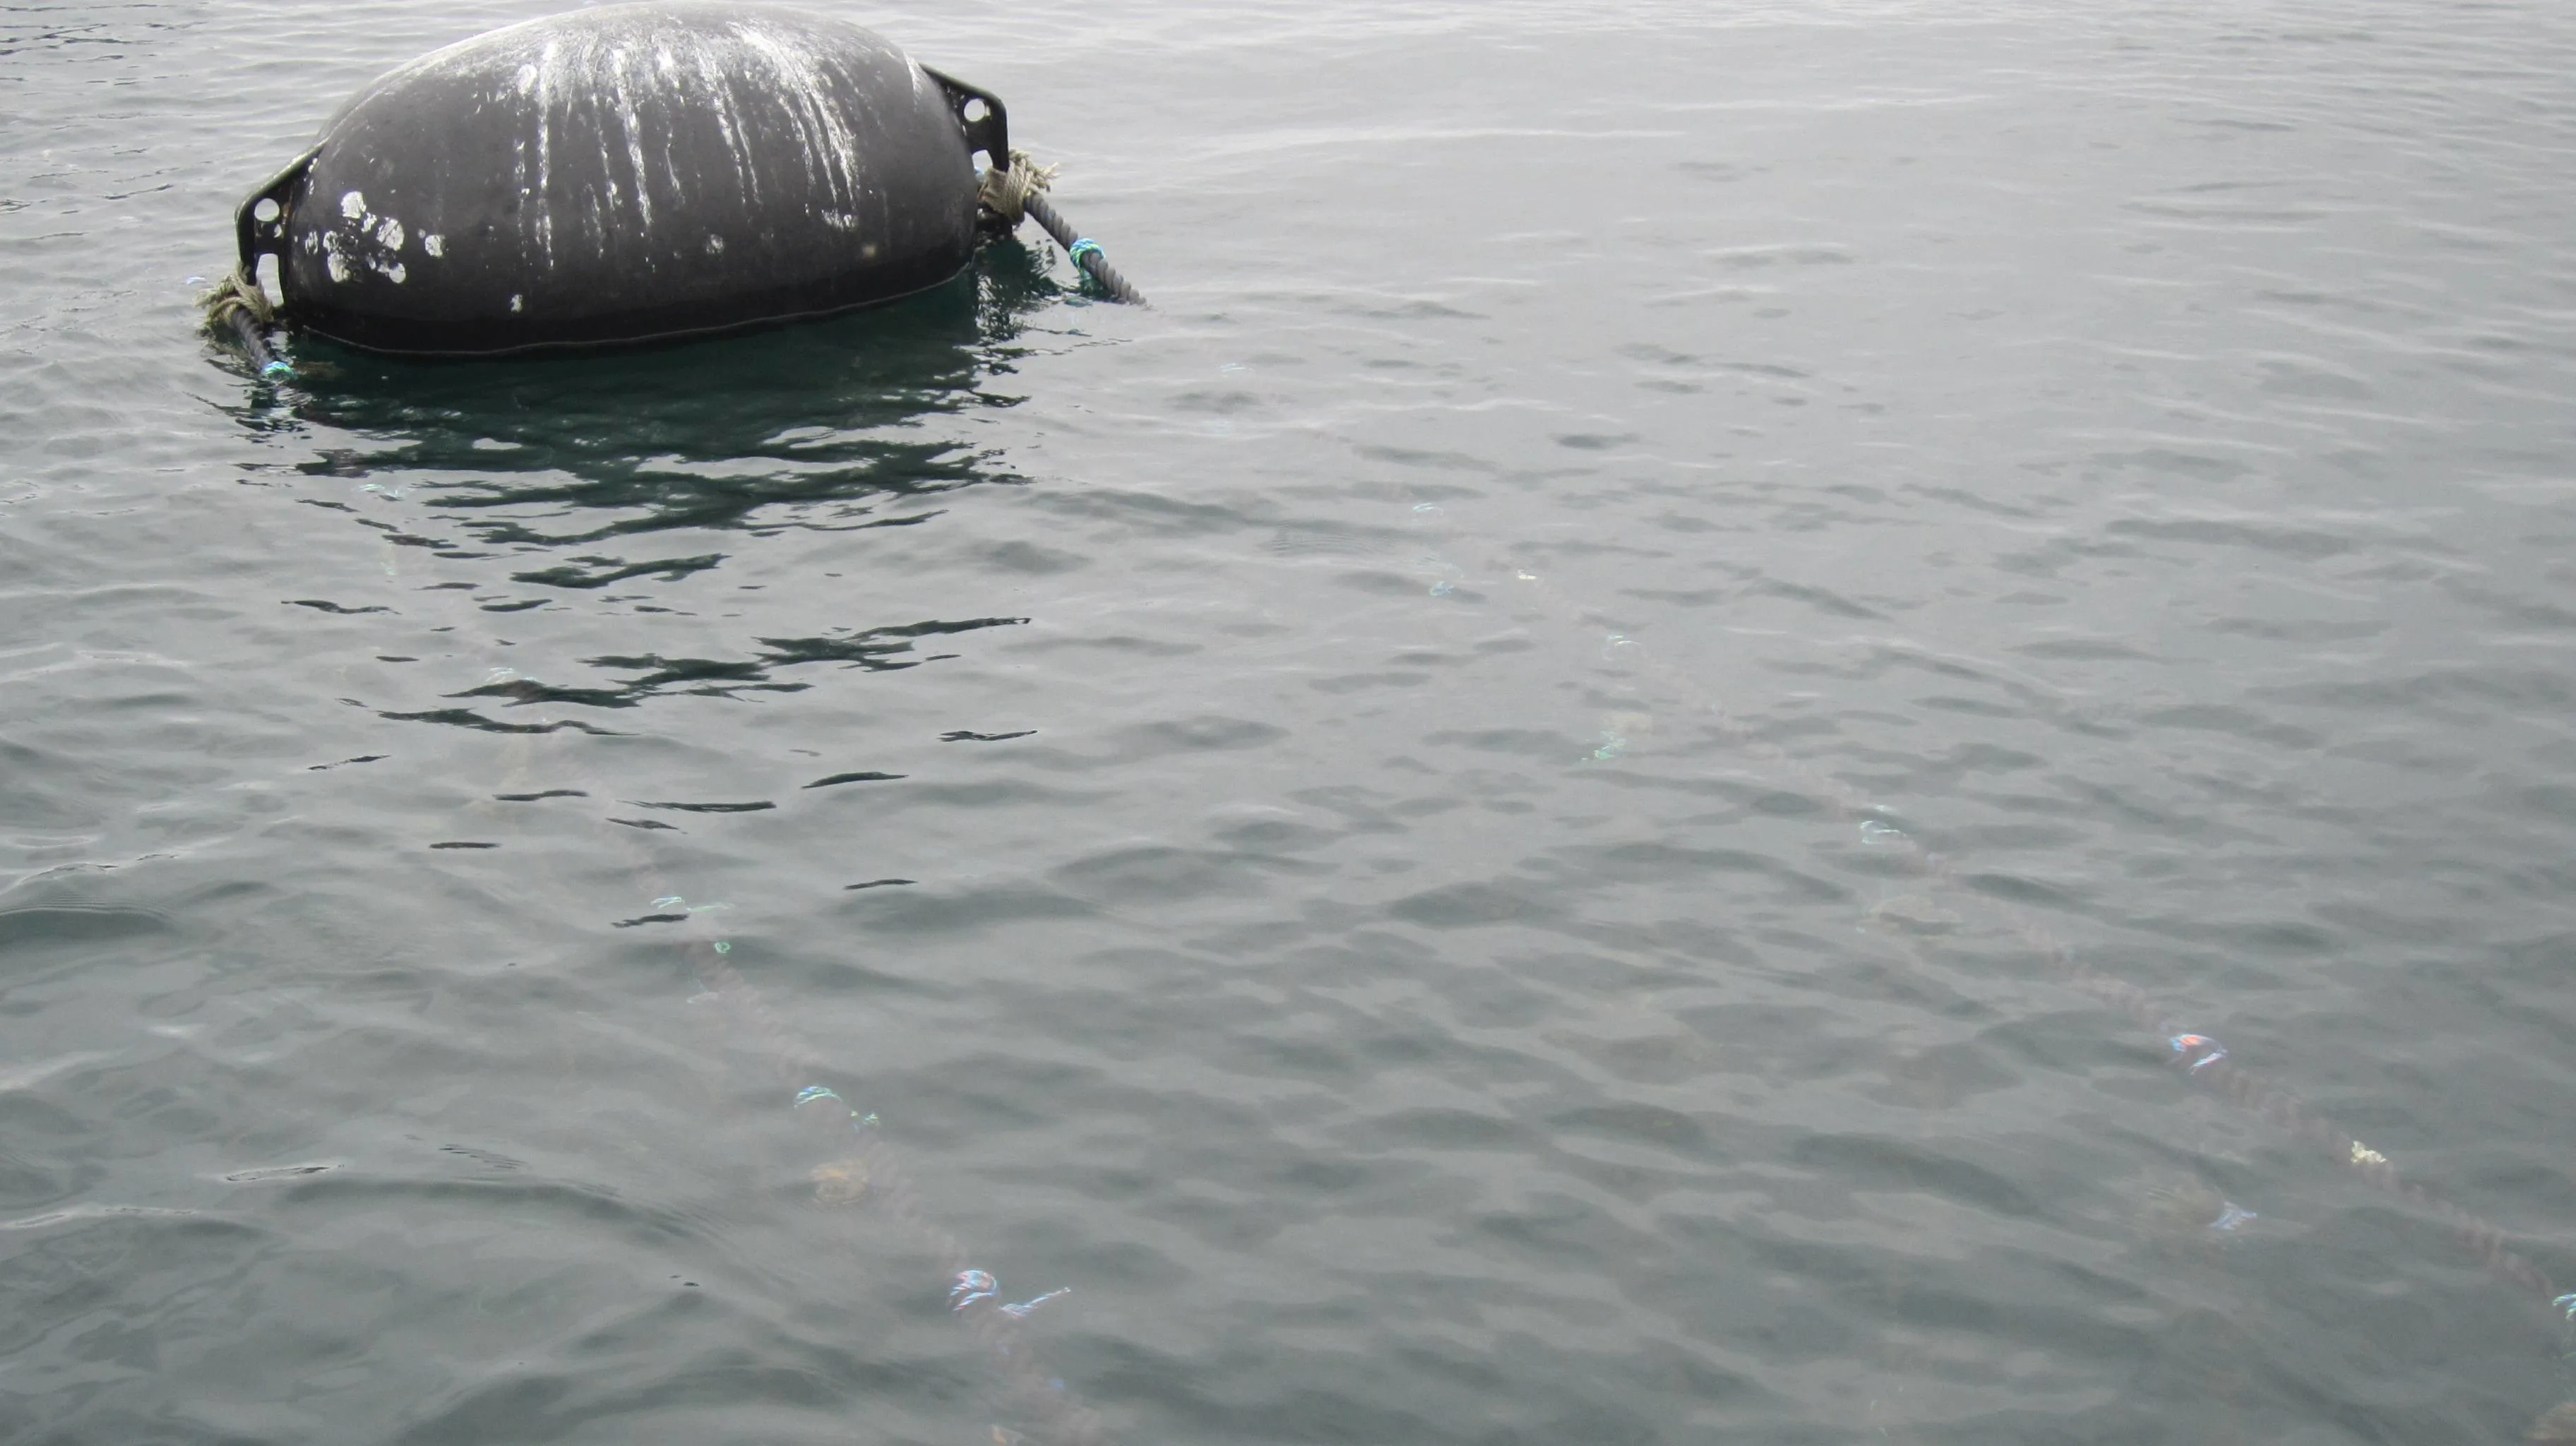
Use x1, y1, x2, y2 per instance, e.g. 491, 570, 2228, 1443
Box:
242, 3, 1006, 356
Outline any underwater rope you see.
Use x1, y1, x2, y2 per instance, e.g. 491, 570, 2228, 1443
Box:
639, 888, 1110, 1445
980, 150, 1148, 307
463, 648, 1106, 1437
1410, 501, 2567, 1317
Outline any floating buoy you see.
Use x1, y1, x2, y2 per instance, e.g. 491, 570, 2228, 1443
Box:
211, 1, 1135, 362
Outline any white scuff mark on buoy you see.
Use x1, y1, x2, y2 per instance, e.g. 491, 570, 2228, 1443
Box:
604, 44, 655, 233
323, 233, 351, 282
374, 215, 405, 251
821, 210, 854, 231
370, 256, 407, 284
509, 293, 525, 312
530, 38, 559, 263
705, 233, 724, 253
422, 234, 445, 258
340, 189, 368, 220
733, 19, 864, 213
687, 34, 761, 208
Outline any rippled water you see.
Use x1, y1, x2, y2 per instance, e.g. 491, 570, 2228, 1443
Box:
8, 0, 2576, 1440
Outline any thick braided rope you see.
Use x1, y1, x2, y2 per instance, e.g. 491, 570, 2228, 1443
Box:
977, 150, 1147, 306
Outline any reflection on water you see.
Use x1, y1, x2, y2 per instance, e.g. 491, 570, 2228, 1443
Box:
263, 241, 1059, 544
230, 245, 1059, 728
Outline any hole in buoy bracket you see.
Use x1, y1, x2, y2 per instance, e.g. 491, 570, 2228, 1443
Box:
254, 253, 282, 308
254, 198, 281, 225
961, 97, 988, 124
971, 149, 991, 174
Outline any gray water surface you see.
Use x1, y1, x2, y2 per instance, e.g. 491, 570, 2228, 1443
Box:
8, 1, 2576, 1442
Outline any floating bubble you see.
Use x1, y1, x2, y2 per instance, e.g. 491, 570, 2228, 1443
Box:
2208, 1202, 2257, 1232
712, 940, 731, 954
1857, 820, 1908, 847
1000, 1286, 1071, 1319
1429, 581, 1455, 597
1515, 570, 1539, 582
794, 1085, 842, 1110
2169, 1034, 2226, 1072
653, 895, 686, 909
485, 667, 518, 684
952, 1269, 997, 1310
1412, 503, 1443, 515
1592, 731, 1628, 762
1218, 362, 1245, 373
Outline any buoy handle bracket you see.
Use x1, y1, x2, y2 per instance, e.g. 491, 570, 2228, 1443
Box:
232, 145, 321, 292
919, 66, 1009, 177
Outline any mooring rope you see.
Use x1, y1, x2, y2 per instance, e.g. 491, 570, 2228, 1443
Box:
551, 785, 1109, 1444
197, 267, 292, 378
1407, 501, 2571, 1336
682, 930, 1109, 1445
980, 150, 1148, 308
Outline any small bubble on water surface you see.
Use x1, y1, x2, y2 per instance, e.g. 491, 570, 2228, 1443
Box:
2209, 1202, 2258, 1231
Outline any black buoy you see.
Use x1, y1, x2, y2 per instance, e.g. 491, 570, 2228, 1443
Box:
227, 2, 1015, 356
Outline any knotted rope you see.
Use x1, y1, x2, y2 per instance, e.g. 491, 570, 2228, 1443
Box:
978, 150, 1147, 307
976, 150, 1060, 227
198, 267, 292, 378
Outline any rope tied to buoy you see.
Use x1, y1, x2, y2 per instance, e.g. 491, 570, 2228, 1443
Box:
979, 149, 1147, 307
975, 151, 1059, 227
198, 266, 292, 378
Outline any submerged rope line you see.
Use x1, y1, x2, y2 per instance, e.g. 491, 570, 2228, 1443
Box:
1413, 502, 2563, 1313
600, 852, 1109, 1445
589, 832, 1107, 1444
404, 615, 1111, 1440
